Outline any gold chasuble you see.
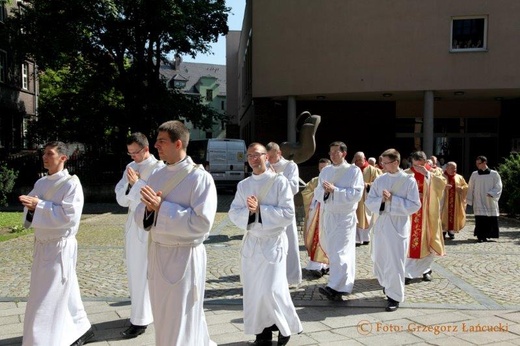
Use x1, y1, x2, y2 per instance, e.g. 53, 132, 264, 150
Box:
355, 164, 382, 229
441, 172, 468, 232
301, 177, 329, 264
406, 167, 446, 259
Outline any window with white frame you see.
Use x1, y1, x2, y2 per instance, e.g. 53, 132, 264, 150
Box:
451, 16, 487, 52
22, 63, 28, 90
0, 50, 7, 83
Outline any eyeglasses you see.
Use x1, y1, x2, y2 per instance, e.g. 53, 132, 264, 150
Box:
381, 160, 396, 165
247, 152, 266, 159
127, 147, 145, 156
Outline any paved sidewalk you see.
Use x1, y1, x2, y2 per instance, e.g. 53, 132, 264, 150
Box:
1, 195, 520, 345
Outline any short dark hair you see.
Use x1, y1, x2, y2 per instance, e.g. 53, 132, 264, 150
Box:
127, 132, 149, 147
410, 151, 427, 161
319, 158, 331, 164
381, 148, 401, 163
158, 120, 189, 148
329, 141, 347, 152
44, 141, 69, 157
476, 155, 487, 163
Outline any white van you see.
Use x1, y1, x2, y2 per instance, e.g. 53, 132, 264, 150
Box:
188, 138, 247, 189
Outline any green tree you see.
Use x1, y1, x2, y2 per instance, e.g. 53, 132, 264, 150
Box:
8, 0, 229, 150
497, 152, 520, 216
0, 163, 18, 207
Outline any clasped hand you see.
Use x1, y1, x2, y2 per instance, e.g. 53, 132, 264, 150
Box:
247, 195, 259, 213
140, 185, 163, 212
19, 195, 39, 211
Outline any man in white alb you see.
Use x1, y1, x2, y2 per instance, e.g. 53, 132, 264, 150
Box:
136, 120, 217, 346
266, 142, 303, 285
19, 141, 94, 346
115, 132, 164, 338
229, 142, 302, 346
365, 148, 421, 312
313, 141, 364, 300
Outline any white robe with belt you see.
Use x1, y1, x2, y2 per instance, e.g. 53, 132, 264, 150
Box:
228, 171, 303, 336
365, 170, 421, 302
115, 154, 164, 326
22, 169, 91, 346
271, 158, 302, 285
313, 162, 364, 293
135, 157, 217, 346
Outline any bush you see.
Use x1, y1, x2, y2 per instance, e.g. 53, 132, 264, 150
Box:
0, 164, 19, 207
497, 152, 520, 216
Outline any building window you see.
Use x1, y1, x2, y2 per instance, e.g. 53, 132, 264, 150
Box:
22, 63, 28, 90
0, 50, 7, 83
0, 4, 6, 23
221, 100, 225, 110
451, 16, 487, 52
172, 80, 186, 89
206, 89, 213, 102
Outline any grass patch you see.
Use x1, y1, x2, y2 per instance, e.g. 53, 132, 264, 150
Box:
0, 211, 32, 242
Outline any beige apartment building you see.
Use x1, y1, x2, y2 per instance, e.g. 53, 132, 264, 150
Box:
226, 0, 520, 178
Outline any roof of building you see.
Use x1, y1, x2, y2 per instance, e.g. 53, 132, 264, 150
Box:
160, 61, 226, 97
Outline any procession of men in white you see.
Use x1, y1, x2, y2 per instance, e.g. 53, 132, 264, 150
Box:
22, 131, 498, 344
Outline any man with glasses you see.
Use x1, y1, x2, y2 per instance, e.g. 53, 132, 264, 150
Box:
115, 132, 164, 339
266, 142, 302, 285
467, 155, 503, 243
229, 143, 302, 345
313, 141, 364, 300
365, 149, 421, 312
404, 151, 447, 284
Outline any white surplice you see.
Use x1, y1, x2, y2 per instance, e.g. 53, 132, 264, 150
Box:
365, 170, 421, 302
467, 169, 502, 217
22, 169, 91, 346
135, 157, 217, 346
228, 170, 303, 337
271, 157, 302, 285
313, 162, 364, 293
115, 154, 164, 326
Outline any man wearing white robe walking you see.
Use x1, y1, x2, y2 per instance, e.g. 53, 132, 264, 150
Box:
115, 132, 164, 338
136, 120, 217, 346
19, 141, 94, 346
365, 149, 421, 312
229, 142, 303, 345
266, 142, 303, 285
314, 141, 364, 300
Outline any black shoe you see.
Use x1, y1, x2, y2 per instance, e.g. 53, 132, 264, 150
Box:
423, 272, 432, 281
404, 278, 412, 285
70, 327, 94, 346
254, 327, 273, 345
321, 268, 330, 276
478, 238, 488, 243
448, 232, 455, 239
363, 241, 370, 245
308, 269, 323, 279
120, 324, 147, 339
386, 297, 399, 312
277, 332, 291, 346
355, 243, 361, 247
318, 286, 343, 301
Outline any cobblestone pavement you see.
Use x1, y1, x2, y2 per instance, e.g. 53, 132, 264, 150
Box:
2, 193, 520, 345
